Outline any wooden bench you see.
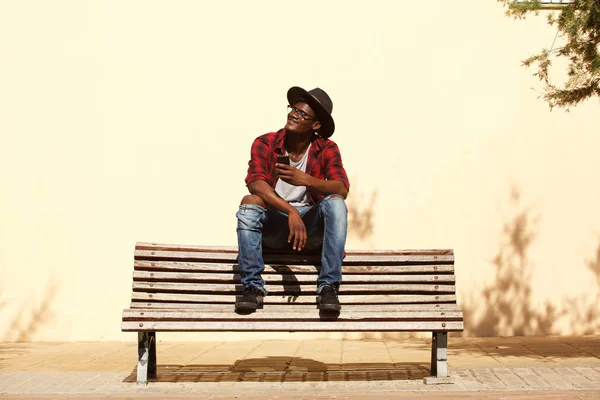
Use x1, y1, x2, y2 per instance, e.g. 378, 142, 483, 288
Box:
121, 242, 464, 385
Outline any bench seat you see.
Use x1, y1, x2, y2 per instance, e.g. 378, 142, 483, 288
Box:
122, 242, 464, 385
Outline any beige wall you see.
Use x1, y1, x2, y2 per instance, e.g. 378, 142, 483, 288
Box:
1, 0, 599, 342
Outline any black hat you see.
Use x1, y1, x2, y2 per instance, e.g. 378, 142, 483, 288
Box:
287, 86, 335, 138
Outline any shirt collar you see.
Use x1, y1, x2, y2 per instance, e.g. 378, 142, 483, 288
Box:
275, 129, 325, 155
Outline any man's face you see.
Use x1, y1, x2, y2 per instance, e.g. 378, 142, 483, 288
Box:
285, 101, 321, 134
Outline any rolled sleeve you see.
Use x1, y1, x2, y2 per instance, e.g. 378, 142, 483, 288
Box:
323, 143, 350, 191
245, 136, 270, 186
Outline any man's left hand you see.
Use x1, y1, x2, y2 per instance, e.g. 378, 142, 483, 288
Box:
276, 164, 311, 187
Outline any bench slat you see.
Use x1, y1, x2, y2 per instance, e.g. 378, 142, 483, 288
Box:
136, 242, 454, 256
131, 292, 457, 304
132, 282, 456, 294
135, 250, 455, 264
130, 302, 461, 311
122, 309, 463, 321
122, 320, 464, 332
132, 271, 456, 284
134, 260, 455, 274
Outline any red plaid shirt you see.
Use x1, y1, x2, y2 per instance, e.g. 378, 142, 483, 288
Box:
245, 129, 350, 203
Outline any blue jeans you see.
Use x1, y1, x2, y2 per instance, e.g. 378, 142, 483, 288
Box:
236, 194, 348, 295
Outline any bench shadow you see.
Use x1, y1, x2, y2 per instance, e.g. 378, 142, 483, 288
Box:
122, 357, 429, 383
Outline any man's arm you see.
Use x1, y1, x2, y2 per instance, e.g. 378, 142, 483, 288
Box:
275, 165, 348, 199
276, 141, 349, 199
247, 180, 307, 251
248, 180, 295, 214
308, 177, 348, 198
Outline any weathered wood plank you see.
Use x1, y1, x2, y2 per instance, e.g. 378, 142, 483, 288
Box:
122, 320, 464, 332
134, 260, 455, 274
136, 242, 454, 256
132, 282, 456, 294
130, 302, 461, 311
132, 271, 456, 284
134, 250, 454, 264
130, 292, 457, 304
122, 309, 464, 321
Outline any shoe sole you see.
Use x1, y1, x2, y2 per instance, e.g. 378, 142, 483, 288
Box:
235, 302, 258, 311
318, 304, 341, 312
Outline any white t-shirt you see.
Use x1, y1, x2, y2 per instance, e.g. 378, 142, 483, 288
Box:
275, 144, 312, 206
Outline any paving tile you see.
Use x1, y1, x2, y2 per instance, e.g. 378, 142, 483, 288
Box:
292, 340, 342, 366
45, 371, 91, 392
471, 368, 508, 389
494, 355, 556, 367
492, 367, 528, 389
532, 367, 577, 390
192, 348, 257, 366
571, 346, 600, 357
555, 367, 598, 389
453, 368, 484, 390
9, 372, 64, 393
573, 366, 600, 383
511, 367, 554, 389
549, 355, 600, 367
447, 353, 502, 368
385, 347, 430, 363
559, 335, 600, 344
524, 345, 582, 356
245, 341, 302, 358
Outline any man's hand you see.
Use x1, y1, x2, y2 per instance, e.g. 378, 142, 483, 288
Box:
287, 209, 307, 251
276, 164, 312, 187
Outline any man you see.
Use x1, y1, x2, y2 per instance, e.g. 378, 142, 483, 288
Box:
235, 86, 350, 313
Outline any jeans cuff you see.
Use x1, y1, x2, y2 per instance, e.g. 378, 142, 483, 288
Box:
239, 203, 267, 212
317, 284, 338, 294
247, 284, 268, 296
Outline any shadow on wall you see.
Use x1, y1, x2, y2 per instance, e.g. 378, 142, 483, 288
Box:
461, 186, 562, 336
589, 242, 600, 287
1, 280, 59, 342
461, 186, 600, 336
346, 183, 378, 245
565, 239, 600, 335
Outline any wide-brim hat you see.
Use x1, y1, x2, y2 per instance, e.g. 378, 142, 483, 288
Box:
287, 86, 335, 138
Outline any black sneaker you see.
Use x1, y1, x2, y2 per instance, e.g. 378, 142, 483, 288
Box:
235, 286, 264, 311
317, 286, 341, 312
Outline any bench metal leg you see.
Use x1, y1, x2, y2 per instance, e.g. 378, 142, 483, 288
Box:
424, 331, 455, 384
137, 332, 156, 385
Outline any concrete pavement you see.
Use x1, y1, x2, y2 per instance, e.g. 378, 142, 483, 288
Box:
1, 335, 600, 398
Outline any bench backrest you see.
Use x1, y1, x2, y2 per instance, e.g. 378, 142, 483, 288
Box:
129, 242, 458, 313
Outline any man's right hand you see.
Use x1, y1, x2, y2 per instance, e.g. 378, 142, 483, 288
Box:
287, 209, 307, 251
247, 180, 308, 250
